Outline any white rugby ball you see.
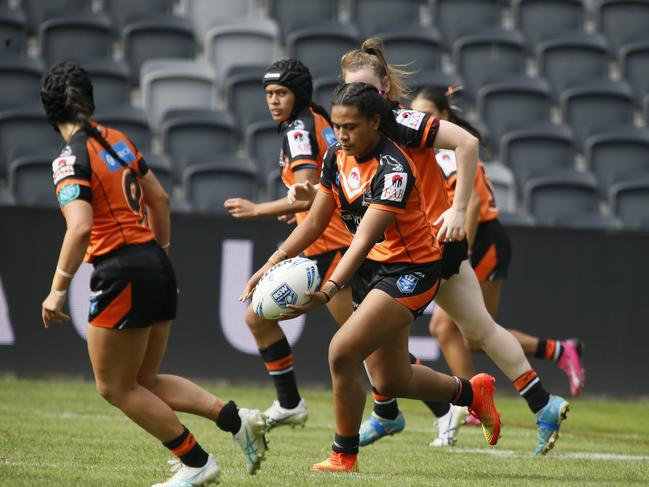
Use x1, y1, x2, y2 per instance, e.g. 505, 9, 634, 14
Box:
252, 257, 321, 320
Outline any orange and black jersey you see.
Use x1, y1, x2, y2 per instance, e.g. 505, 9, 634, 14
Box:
319, 135, 441, 265
51, 123, 154, 262
435, 149, 499, 223
279, 106, 351, 256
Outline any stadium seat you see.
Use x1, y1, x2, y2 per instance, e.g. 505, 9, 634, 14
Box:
185, 0, 252, 42
0, 55, 44, 111
595, 0, 649, 55
536, 32, 610, 101
500, 124, 576, 197
266, 168, 286, 200
0, 7, 27, 53
287, 22, 360, 79
0, 108, 60, 179
161, 109, 236, 181
312, 76, 339, 110
141, 59, 216, 132
268, 0, 339, 42
122, 16, 196, 85
245, 120, 283, 178
378, 27, 443, 74
513, 0, 586, 53
483, 162, 516, 211
560, 80, 635, 150
477, 76, 552, 152
39, 12, 113, 67
22, 0, 91, 35
204, 18, 279, 81
408, 71, 464, 103
609, 176, 649, 228
349, 0, 421, 37
142, 152, 173, 196
524, 170, 600, 225
104, 0, 173, 35
94, 107, 152, 153
554, 212, 624, 230
619, 40, 649, 106
224, 70, 274, 134
584, 128, 649, 195
183, 163, 258, 214
8, 156, 58, 207
84, 60, 131, 111
430, 0, 502, 50
453, 30, 527, 103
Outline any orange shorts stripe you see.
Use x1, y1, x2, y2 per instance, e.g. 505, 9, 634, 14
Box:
323, 250, 343, 284
395, 280, 439, 313
544, 340, 556, 361
170, 432, 196, 457
513, 369, 538, 391
474, 243, 498, 282
371, 391, 392, 402
264, 355, 293, 372
90, 282, 132, 328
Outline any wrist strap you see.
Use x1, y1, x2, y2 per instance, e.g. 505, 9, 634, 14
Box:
318, 290, 331, 303
52, 289, 67, 297
56, 266, 74, 279
160, 242, 170, 249
327, 279, 342, 291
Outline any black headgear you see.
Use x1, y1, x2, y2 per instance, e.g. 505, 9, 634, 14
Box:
263, 59, 313, 117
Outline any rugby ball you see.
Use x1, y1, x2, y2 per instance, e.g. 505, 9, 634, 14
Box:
252, 257, 321, 320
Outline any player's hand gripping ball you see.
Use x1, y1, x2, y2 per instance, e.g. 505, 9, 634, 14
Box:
252, 257, 320, 320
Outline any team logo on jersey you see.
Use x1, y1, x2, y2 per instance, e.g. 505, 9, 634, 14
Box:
100, 140, 136, 172
361, 187, 372, 206
52, 155, 77, 184
381, 172, 408, 202
379, 154, 403, 172
271, 283, 298, 308
59, 145, 72, 157
435, 149, 457, 178
322, 127, 337, 147
395, 110, 425, 130
396, 274, 419, 294
348, 167, 361, 189
289, 119, 306, 130
287, 129, 312, 157
57, 183, 80, 207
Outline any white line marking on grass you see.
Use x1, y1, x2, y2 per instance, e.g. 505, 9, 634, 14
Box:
36, 411, 126, 421
445, 448, 649, 462
0, 459, 158, 472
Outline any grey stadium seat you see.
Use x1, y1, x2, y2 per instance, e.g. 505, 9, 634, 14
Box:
268, 0, 339, 42
0, 55, 43, 111
183, 163, 258, 214
122, 16, 196, 85
430, 0, 502, 49
266, 169, 286, 200
161, 109, 236, 181
94, 107, 152, 153
349, 0, 421, 37
584, 128, 649, 195
609, 176, 649, 228
483, 162, 516, 212
0, 108, 61, 179
104, 0, 173, 35
378, 27, 443, 74
39, 12, 112, 67
0, 7, 27, 53
524, 170, 600, 225
313, 76, 339, 110
537, 32, 610, 101
204, 18, 279, 81
619, 40, 649, 106
141, 60, 216, 132
287, 23, 360, 79
513, 0, 586, 53
453, 30, 527, 103
9, 156, 58, 207
84, 60, 131, 111
477, 76, 552, 152
595, 0, 649, 55
560, 80, 635, 150
225, 70, 273, 134
408, 71, 464, 103
500, 124, 576, 197
142, 152, 173, 196
185, 0, 252, 42
245, 120, 283, 178
22, 0, 91, 35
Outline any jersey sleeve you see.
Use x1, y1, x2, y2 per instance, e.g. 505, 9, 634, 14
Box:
369, 151, 415, 214
319, 144, 339, 194
52, 137, 92, 207
392, 109, 440, 149
282, 116, 320, 172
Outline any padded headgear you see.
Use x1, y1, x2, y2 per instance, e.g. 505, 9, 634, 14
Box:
263, 59, 313, 116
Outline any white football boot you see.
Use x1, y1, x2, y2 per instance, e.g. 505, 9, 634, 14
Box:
263, 398, 309, 430
430, 405, 468, 447
233, 408, 268, 475
151, 453, 220, 487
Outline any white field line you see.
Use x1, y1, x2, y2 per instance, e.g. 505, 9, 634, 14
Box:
0, 459, 159, 472
446, 447, 649, 462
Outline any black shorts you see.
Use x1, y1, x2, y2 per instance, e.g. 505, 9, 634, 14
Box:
89, 241, 177, 329
308, 247, 347, 284
351, 260, 441, 317
440, 238, 469, 280
470, 219, 512, 282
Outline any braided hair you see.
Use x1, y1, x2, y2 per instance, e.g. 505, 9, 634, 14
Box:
331, 82, 399, 141
40, 62, 129, 167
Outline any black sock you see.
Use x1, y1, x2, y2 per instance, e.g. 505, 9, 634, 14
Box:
259, 337, 301, 409
424, 401, 451, 418
450, 377, 473, 407
535, 339, 563, 362
332, 433, 359, 455
163, 427, 208, 468
371, 386, 400, 420
216, 400, 242, 434
514, 370, 551, 414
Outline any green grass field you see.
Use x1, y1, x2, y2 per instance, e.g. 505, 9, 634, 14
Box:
1, 378, 648, 486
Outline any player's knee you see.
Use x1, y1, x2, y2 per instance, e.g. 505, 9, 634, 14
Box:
136, 373, 157, 390
328, 342, 360, 376
245, 305, 274, 336
371, 374, 404, 398
95, 380, 131, 406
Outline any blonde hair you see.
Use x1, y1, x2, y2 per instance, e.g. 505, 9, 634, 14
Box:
340, 37, 414, 101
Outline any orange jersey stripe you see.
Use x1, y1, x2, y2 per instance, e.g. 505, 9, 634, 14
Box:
394, 280, 439, 313
473, 243, 498, 281
90, 282, 132, 328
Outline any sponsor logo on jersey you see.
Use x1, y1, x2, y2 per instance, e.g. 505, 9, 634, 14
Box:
348, 167, 361, 189
395, 110, 425, 130
396, 274, 419, 294
100, 140, 136, 173
381, 172, 408, 202
379, 154, 403, 172
361, 187, 372, 206
435, 149, 457, 178
271, 283, 298, 308
52, 155, 77, 184
322, 126, 337, 147
287, 129, 312, 157
57, 183, 80, 207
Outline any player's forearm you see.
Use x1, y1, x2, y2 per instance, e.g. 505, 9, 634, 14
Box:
52, 222, 90, 291
451, 138, 479, 212
279, 212, 328, 258
146, 196, 171, 248
465, 191, 481, 249
256, 197, 311, 217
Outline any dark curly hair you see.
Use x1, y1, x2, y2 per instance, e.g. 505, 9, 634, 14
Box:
40, 61, 129, 167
